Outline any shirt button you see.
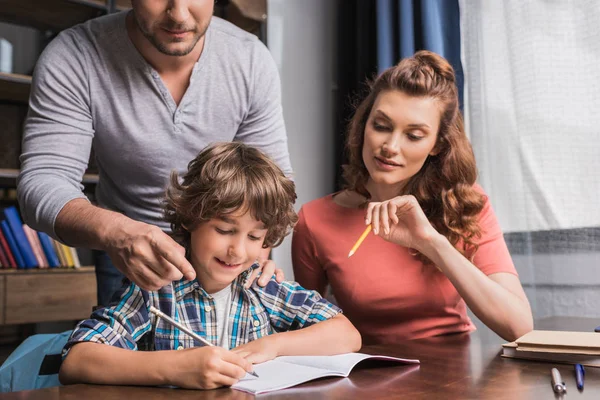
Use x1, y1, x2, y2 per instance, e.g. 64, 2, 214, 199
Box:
177, 345, 184, 350
204, 305, 212, 312
253, 319, 260, 327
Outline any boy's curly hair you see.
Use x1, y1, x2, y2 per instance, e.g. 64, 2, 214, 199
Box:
164, 142, 298, 252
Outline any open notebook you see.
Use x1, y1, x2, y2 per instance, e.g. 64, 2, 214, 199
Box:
231, 352, 420, 395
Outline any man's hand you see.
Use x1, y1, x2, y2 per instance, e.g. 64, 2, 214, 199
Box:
106, 219, 196, 290
244, 257, 285, 288
171, 346, 252, 389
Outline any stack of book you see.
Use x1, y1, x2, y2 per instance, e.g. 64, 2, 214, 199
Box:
0, 205, 80, 269
502, 330, 600, 367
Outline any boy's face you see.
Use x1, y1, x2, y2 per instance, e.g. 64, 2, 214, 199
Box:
189, 209, 267, 294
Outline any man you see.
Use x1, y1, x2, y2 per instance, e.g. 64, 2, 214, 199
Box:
18, 0, 291, 306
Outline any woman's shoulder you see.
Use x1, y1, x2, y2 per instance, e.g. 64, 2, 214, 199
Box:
300, 191, 365, 215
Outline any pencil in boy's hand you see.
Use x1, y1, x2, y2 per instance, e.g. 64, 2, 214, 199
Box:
348, 225, 372, 258
149, 306, 259, 378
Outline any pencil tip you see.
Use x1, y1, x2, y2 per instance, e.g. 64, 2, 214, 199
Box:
347, 251, 353, 258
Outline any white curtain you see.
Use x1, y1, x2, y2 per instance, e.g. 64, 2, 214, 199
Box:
460, 0, 600, 319
460, 0, 600, 233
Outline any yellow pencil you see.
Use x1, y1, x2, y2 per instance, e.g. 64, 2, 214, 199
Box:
348, 225, 372, 258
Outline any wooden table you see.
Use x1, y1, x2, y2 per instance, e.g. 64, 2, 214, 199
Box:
1, 317, 598, 399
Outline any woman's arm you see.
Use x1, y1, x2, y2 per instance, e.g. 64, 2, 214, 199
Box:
232, 314, 362, 364
420, 234, 533, 341
368, 195, 533, 342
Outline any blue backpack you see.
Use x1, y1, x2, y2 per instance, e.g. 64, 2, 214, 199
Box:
0, 331, 70, 392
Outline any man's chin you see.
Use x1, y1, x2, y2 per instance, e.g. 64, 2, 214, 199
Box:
156, 43, 197, 56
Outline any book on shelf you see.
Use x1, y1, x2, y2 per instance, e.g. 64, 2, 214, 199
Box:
69, 246, 81, 268
1, 220, 24, 268
0, 228, 16, 268
231, 352, 420, 395
0, 233, 9, 267
61, 242, 74, 267
37, 232, 60, 268
3, 206, 37, 268
23, 225, 48, 268
502, 330, 600, 367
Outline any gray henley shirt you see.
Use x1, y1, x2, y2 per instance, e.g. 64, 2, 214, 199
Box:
18, 11, 292, 238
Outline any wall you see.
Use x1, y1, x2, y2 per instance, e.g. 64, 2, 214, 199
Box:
267, 0, 337, 279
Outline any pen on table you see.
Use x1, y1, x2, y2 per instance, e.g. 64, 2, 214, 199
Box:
551, 368, 566, 394
149, 306, 259, 378
348, 225, 372, 258
575, 363, 585, 390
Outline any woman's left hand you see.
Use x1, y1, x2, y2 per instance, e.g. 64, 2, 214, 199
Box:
244, 258, 285, 288
366, 195, 439, 252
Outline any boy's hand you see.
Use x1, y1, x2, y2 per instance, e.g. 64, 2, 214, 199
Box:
232, 336, 280, 364
171, 346, 253, 389
244, 258, 285, 288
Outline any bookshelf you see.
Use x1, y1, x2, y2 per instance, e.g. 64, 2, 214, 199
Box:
0, 1, 127, 327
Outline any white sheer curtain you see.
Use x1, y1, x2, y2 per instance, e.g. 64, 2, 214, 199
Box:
460, 0, 600, 319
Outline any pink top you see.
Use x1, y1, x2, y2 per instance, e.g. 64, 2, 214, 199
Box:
291, 185, 517, 344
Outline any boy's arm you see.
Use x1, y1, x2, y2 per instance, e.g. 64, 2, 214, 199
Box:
233, 314, 361, 364
233, 280, 361, 363
60, 342, 252, 389
60, 281, 253, 389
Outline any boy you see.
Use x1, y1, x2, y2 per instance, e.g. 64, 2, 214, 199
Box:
59, 143, 361, 389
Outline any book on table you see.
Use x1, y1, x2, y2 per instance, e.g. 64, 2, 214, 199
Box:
502, 330, 600, 367
231, 352, 420, 395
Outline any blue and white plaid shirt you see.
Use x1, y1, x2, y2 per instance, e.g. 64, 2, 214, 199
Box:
63, 271, 341, 356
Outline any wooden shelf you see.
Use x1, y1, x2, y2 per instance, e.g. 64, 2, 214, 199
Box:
0, 265, 97, 324
0, 168, 99, 187
0, 266, 94, 274
0, 73, 31, 104
0, 0, 107, 32
0, 1, 132, 32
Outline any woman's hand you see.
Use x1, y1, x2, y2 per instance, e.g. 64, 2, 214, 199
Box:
232, 336, 280, 364
366, 195, 440, 252
244, 258, 285, 288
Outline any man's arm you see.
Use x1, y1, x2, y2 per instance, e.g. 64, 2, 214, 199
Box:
55, 199, 195, 289
18, 31, 194, 288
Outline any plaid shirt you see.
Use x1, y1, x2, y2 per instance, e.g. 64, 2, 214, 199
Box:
63, 271, 341, 356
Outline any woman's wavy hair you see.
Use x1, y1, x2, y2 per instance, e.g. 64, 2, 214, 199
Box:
164, 142, 298, 253
342, 50, 485, 262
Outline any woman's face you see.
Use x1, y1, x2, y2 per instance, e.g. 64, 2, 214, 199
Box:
362, 90, 442, 200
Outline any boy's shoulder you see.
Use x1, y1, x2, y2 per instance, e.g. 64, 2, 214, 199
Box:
248, 277, 324, 306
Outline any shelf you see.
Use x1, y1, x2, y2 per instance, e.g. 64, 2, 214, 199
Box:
0, 168, 99, 187
0, 73, 31, 104
0, 266, 94, 274
0, 265, 97, 324
0, 0, 108, 32
0, 1, 132, 31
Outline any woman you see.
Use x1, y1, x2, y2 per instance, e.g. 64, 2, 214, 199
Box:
292, 51, 533, 344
